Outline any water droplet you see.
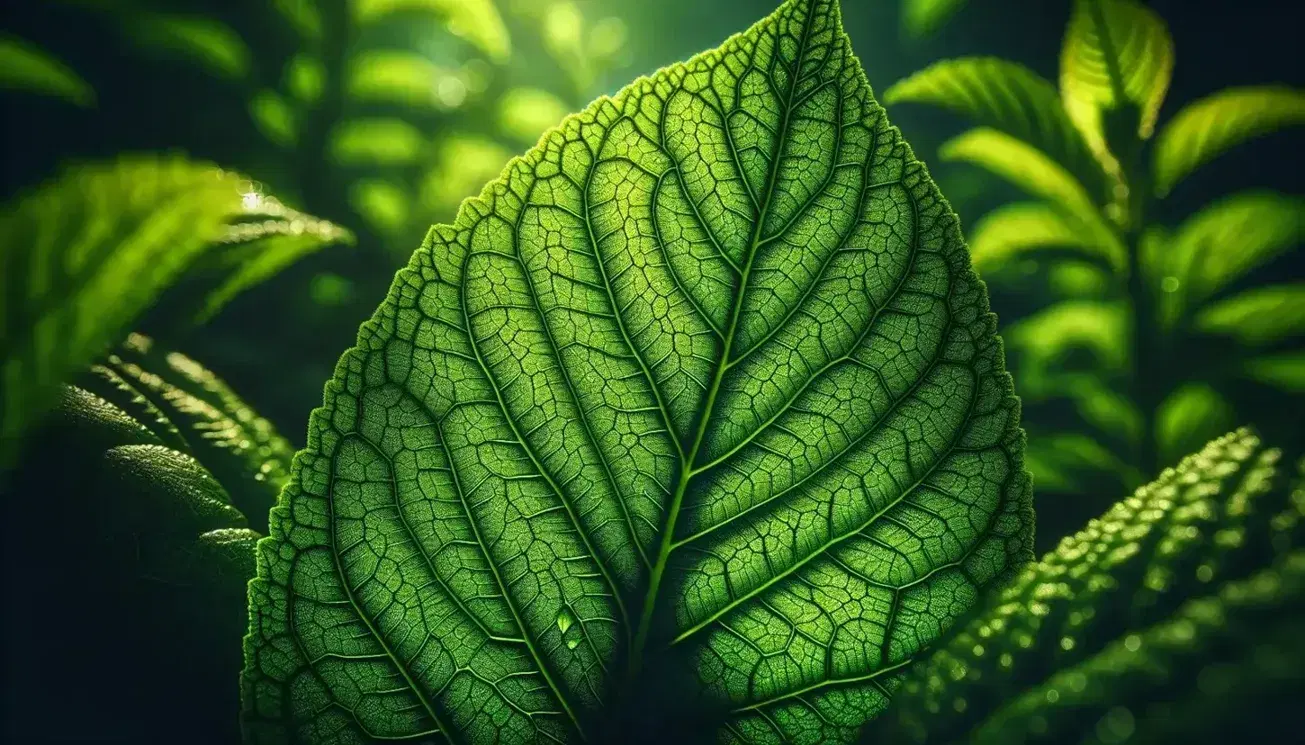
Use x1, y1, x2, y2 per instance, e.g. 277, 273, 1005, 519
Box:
556, 609, 574, 635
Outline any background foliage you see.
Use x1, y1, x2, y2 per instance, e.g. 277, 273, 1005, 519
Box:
0, 0, 1300, 743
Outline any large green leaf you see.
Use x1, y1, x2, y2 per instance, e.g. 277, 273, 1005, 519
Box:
884, 57, 1103, 195
1, 156, 247, 466
874, 428, 1302, 744
1060, 0, 1173, 173
1152, 86, 1305, 196
967, 201, 1123, 274
242, 2, 1033, 744
0, 34, 94, 106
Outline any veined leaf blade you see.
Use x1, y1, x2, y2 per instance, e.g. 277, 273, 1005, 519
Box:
242, 1, 1032, 743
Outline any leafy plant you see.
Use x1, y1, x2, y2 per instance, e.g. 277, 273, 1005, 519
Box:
870, 427, 1304, 743
0, 154, 346, 466
884, 0, 1305, 501
242, 1, 1033, 743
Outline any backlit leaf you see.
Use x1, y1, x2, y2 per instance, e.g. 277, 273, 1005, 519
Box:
1060, 0, 1173, 171
967, 201, 1123, 274
346, 50, 466, 110
885, 57, 1104, 194
1021, 431, 1130, 493
329, 118, 426, 166
939, 127, 1101, 223
498, 87, 573, 144
242, 2, 1033, 743
352, 0, 510, 62
0, 34, 95, 106
124, 14, 252, 80
1153, 86, 1305, 196
348, 178, 411, 236
1195, 283, 1305, 346
876, 428, 1300, 744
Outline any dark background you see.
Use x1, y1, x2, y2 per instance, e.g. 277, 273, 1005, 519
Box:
1, 1, 1301, 743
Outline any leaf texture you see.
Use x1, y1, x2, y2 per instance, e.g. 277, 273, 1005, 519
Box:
242, 1, 1032, 744
872, 428, 1301, 744
1152, 86, 1305, 196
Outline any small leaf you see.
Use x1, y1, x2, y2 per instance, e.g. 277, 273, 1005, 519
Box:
329, 118, 426, 166
1060, 0, 1173, 171
243, 2, 1033, 743
1243, 351, 1305, 393
900, 0, 966, 38
123, 14, 252, 81
1061, 374, 1140, 444
249, 89, 297, 147
967, 201, 1123, 274
352, 0, 510, 62
939, 127, 1101, 223
273, 0, 322, 40
1004, 300, 1128, 396
1156, 383, 1233, 468
1160, 191, 1305, 312
1195, 283, 1305, 346
1153, 86, 1305, 196
876, 428, 1298, 744
348, 178, 411, 236
498, 87, 573, 144
1021, 431, 1134, 494
0, 156, 252, 466
285, 53, 325, 104
0, 34, 94, 106
417, 133, 512, 220
346, 50, 466, 110
885, 57, 1103, 193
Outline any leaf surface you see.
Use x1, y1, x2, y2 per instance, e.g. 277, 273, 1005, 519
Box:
873, 428, 1302, 744
1152, 86, 1305, 196
243, 1, 1032, 743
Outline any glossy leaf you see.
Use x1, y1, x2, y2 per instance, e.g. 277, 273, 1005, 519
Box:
0, 156, 247, 466
885, 58, 1103, 194
1060, 0, 1173, 170
967, 201, 1122, 274
243, 2, 1033, 744
0, 34, 94, 106
876, 428, 1299, 744
900, 0, 966, 38
1153, 86, 1305, 196
939, 127, 1101, 223
1195, 283, 1305, 346
1160, 191, 1305, 311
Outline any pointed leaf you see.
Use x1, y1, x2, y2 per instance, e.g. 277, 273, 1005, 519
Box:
1156, 382, 1233, 468
876, 428, 1300, 744
885, 57, 1104, 194
123, 14, 252, 80
1243, 350, 1305, 393
967, 201, 1123, 273
1153, 85, 1305, 196
1004, 300, 1128, 396
1195, 283, 1305, 346
1060, 0, 1173, 171
346, 50, 467, 110
242, 2, 1033, 743
0, 156, 250, 466
939, 127, 1101, 223
329, 118, 426, 166
900, 0, 966, 38
0, 34, 94, 106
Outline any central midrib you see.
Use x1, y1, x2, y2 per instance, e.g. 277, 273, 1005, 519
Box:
626, 7, 818, 678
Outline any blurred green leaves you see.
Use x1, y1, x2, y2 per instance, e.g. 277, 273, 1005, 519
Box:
353, 0, 510, 62
123, 13, 252, 81
0, 34, 95, 106
900, 0, 967, 39
329, 118, 426, 165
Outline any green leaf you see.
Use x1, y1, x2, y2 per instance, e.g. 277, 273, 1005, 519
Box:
346, 50, 468, 110
939, 127, 1101, 223
249, 89, 297, 147
875, 428, 1300, 744
0, 34, 95, 106
967, 201, 1123, 274
1060, 374, 1140, 445
884, 58, 1103, 194
1243, 351, 1305, 393
348, 178, 411, 236
1004, 300, 1128, 397
273, 0, 322, 40
1156, 383, 1233, 468
186, 194, 354, 323
417, 133, 512, 220
1153, 86, 1305, 196
1159, 191, 1305, 312
352, 0, 510, 62
285, 53, 326, 105
498, 87, 573, 144
123, 13, 252, 81
1060, 0, 1173, 172
1021, 431, 1134, 493
900, 0, 966, 38
1195, 283, 1305, 346
0, 156, 251, 467
242, 2, 1033, 743
329, 118, 426, 166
